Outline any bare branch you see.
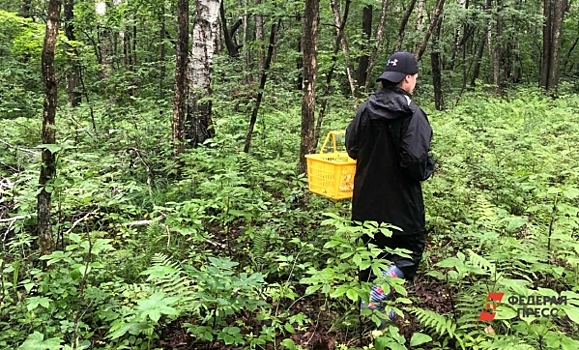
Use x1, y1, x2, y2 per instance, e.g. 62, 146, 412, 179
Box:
0, 139, 39, 156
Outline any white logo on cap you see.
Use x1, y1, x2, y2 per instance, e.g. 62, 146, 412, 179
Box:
387, 58, 398, 67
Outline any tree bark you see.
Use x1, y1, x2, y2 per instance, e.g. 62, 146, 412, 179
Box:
186, 0, 222, 147
548, 0, 567, 86
242, 0, 251, 83
38, 0, 62, 257
492, 0, 502, 91
220, 1, 241, 57
415, 0, 446, 61
412, 0, 426, 53
545, 0, 567, 92
431, 16, 444, 110
330, 0, 356, 97
255, 0, 265, 76
356, 5, 372, 88
299, 0, 319, 174
364, 0, 389, 89
64, 0, 81, 107
244, 21, 279, 153
296, 13, 303, 90
172, 0, 189, 156
470, 0, 492, 88
541, 0, 553, 88
159, 2, 166, 100
394, 0, 417, 52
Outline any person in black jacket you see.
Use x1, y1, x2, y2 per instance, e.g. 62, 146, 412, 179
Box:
345, 51, 435, 318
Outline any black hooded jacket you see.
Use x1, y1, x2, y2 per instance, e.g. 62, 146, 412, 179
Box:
345, 87, 434, 236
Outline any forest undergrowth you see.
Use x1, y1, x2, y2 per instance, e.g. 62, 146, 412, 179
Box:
1, 87, 579, 350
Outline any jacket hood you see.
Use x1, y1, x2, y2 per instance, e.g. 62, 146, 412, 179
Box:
366, 87, 413, 120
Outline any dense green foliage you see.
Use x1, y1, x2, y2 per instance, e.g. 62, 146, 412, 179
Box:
2, 84, 579, 349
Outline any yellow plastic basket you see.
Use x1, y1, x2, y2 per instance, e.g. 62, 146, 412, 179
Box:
305, 131, 356, 200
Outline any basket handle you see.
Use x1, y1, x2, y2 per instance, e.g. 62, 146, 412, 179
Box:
320, 131, 345, 154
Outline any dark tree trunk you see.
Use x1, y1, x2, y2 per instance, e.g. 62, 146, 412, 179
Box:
364, 0, 389, 89
296, 13, 303, 90
299, 0, 319, 174
415, 0, 446, 61
394, 0, 417, 52
159, 3, 166, 100
244, 21, 279, 153
431, 16, 444, 110
256, 0, 265, 76
539, 0, 568, 90
470, 0, 492, 88
64, 0, 81, 107
172, 0, 189, 156
356, 5, 372, 88
541, 0, 553, 88
491, 0, 502, 91
220, 1, 241, 57
330, 0, 355, 97
38, 0, 62, 257
132, 24, 137, 68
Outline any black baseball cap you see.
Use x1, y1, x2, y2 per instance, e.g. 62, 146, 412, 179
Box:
376, 51, 419, 83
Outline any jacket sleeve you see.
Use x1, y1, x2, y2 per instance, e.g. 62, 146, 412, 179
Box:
345, 102, 367, 160
399, 108, 435, 182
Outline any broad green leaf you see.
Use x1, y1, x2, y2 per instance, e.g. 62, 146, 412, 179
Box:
561, 305, 579, 324
410, 332, 432, 346
280, 338, 296, 350
284, 323, 296, 333
563, 187, 579, 199
346, 289, 358, 302
18, 332, 62, 350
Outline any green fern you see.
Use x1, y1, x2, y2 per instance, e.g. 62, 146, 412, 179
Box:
411, 307, 457, 339
140, 253, 195, 307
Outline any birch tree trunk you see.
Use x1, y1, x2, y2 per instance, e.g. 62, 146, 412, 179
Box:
186, 0, 221, 147
173, 0, 189, 156
412, 0, 426, 53
299, 0, 319, 173
38, 0, 62, 257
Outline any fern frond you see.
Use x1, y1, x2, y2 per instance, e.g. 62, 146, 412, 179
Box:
411, 307, 457, 339
141, 253, 195, 304
251, 228, 268, 266
466, 249, 494, 272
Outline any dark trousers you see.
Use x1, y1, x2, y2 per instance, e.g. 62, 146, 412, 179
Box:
359, 232, 426, 283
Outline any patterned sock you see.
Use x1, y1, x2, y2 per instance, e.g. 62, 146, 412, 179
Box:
361, 265, 404, 326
